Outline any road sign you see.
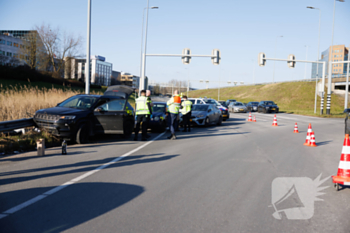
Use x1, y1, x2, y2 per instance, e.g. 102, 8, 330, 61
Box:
258, 52, 266, 67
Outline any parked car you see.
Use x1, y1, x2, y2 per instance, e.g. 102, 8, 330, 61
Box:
246, 102, 259, 112
188, 98, 206, 105
149, 102, 167, 132
219, 101, 227, 108
225, 99, 236, 106
257, 101, 279, 113
202, 98, 229, 121
190, 104, 222, 126
33, 85, 135, 144
228, 102, 247, 113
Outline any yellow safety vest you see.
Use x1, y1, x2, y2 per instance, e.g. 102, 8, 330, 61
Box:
167, 95, 181, 114
136, 96, 151, 115
180, 100, 192, 115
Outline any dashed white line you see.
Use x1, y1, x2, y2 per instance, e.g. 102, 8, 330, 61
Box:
0, 132, 166, 220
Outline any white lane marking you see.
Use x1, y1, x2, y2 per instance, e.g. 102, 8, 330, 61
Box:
338, 161, 350, 170
0, 132, 166, 220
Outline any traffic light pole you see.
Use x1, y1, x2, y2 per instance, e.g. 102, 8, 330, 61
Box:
263, 57, 326, 114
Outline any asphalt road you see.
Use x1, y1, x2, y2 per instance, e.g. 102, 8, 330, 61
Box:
1, 112, 350, 233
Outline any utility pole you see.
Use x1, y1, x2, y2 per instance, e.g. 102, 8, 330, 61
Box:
85, 0, 91, 94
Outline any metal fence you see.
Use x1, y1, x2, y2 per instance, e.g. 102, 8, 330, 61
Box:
0, 118, 35, 133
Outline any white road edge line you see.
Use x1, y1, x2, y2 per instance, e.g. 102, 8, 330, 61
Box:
0, 132, 166, 220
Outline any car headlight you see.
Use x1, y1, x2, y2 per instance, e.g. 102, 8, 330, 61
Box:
266, 107, 270, 109
154, 116, 160, 121
60, 115, 76, 120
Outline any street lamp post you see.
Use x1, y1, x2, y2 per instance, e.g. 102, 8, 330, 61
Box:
327, 0, 345, 115
272, 35, 283, 83
139, 5, 158, 95
85, 0, 92, 94
307, 6, 322, 114
140, 0, 158, 95
304, 45, 309, 80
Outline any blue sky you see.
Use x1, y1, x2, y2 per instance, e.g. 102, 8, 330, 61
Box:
1, 0, 349, 89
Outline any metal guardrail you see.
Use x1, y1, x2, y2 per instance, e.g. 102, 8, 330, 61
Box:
0, 118, 35, 133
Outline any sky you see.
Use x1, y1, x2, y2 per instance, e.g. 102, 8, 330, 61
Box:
1, 0, 350, 89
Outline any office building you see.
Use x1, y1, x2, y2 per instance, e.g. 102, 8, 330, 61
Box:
64, 55, 112, 86
311, 45, 349, 79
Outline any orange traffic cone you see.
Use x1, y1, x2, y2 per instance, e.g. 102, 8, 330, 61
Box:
272, 115, 278, 126
309, 131, 317, 147
253, 115, 257, 122
247, 112, 252, 122
332, 134, 350, 188
293, 122, 299, 133
303, 123, 313, 145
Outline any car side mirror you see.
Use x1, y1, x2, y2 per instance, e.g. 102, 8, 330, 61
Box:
208, 109, 212, 112
344, 109, 350, 113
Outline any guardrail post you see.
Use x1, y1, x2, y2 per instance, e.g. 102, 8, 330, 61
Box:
37, 139, 45, 156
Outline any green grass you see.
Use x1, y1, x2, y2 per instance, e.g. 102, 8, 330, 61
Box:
189, 81, 347, 118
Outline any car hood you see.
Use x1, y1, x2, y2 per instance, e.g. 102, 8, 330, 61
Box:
152, 112, 165, 117
35, 107, 88, 115
192, 111, 207, 117
104, 85, 134, 99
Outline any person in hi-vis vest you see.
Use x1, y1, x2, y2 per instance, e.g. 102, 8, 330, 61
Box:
166, 90, 181, 140
180, 95, 192, 132
134, 90, 152, 141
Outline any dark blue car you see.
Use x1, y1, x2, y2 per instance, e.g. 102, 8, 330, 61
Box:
149, 102, 168, 132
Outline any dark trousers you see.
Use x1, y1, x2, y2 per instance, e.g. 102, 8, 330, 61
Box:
170, 113, 178, 135
135, 114, 149, 139
183, 112, 191, 131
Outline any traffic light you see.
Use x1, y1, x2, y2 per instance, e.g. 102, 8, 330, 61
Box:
258, 52, 266, 67
182, 48, 191, 65
211, 49, 221, 65
287, 54, 296, 68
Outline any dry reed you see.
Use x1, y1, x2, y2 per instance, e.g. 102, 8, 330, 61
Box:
0, 84, 102, 121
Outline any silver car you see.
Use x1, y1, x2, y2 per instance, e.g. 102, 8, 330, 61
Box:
228, 102, 247, 113
189, 104, 222, 126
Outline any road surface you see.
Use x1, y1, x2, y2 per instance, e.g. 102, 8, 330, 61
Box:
0, 113, 349, 233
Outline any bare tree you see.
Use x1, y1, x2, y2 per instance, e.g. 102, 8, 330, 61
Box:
35, 23, 82, 78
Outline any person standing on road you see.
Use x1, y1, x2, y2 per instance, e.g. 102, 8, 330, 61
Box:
167, 90, 181, 140
180, 95, 192, 132
134, 90, 152, 141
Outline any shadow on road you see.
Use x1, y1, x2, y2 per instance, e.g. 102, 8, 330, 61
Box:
0, 153, 179, 185
316, 140, 332, 146
0, 182, 144, 233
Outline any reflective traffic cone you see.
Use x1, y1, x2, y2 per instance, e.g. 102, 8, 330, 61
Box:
248, 112, 252, 122
332, 134, 350, 187
309, 131, 317, 147
272, 115, 278, 126
253, 115, 257, 122
293, 122, 299, 133
303, 123, 313, 146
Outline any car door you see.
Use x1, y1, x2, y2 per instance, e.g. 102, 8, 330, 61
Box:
93, 98, 126, 134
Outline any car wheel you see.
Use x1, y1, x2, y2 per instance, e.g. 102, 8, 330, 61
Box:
122, 121, 133, 138
217, 116, 222, 126
76, 123, 89, 144
263, 108, 267, 114
205, 117, 210, 126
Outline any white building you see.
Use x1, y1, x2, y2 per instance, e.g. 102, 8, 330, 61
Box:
64, 55, 113, 86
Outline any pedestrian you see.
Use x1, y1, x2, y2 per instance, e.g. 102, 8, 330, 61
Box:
134, 90, 152, 141
180, 95, 192, 132
146, 89, 153, 138
167, 90, 181, 140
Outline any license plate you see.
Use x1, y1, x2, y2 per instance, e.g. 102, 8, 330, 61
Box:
240, 109, 244, 111
222, 115, 227, 117
271, 108, 275, 110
